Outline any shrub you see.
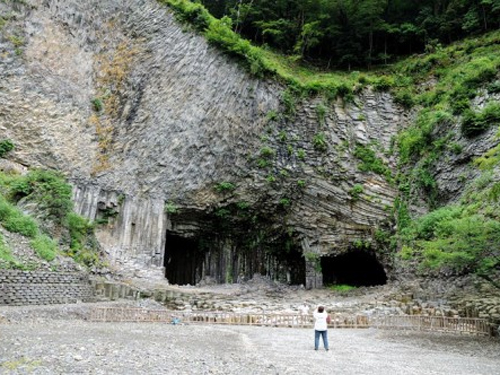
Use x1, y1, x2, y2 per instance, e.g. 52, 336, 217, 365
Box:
349, 184, 364, 201
215, 181, 236, 193
9, 169, 73, 224
0, 139, 14, 158
260, 146, 275, 158
315, 103, 327, 124
373, 75, 394, 91
461, 102, 500, 138
313, 133, 328, 152
0, 196, 39, 238
419, 215, 500, 275
67, 212, 94, 251
354, 144, 392, 180
393, 89, 415, 109
412, 206, 462, 240
397, 110, 452, 163
0, 233, 18, 268
74, 248, 100, 268
31, 235, 57, 262
163, 0, 211, 31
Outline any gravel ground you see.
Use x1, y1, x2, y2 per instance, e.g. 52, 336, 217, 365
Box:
1, 304, 500, 375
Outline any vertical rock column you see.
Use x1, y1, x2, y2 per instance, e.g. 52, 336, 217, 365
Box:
302, 239, 323, 289
73, 184, 167, 274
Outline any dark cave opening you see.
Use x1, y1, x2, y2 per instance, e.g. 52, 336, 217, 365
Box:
164, 232, 203, 285
321, 250, 387, 287
164, 230, 307, 286
277, 248, 306, 286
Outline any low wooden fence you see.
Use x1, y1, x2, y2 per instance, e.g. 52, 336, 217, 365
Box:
89, 307, 492, 336
370, 315, 491, 335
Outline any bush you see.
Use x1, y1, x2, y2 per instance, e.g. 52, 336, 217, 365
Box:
349, 184, 364, 201
313, 133, 328, 152
31, 235, 57, 262
215, 181, 236, 193
0, 196, 39, 238
393, 89, 415, 109
402, 206, 500, 277
0, 139, 14, 158
9, 169, 73, 224
397, 110, 452, 163
461, 102, 500, 138
420, 215, 500, 275
412, 206, 462, 240
354, 144, 392, 180
163, 0, 211, 31
3, 214, 38, 238
0, 233, 17, 268
67, 212, 95, 252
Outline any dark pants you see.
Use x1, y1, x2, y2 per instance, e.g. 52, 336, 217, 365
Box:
314, 330, 329, 350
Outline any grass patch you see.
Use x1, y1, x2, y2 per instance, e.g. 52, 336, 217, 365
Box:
327, 284, 356, 292
31, 234, 57, 262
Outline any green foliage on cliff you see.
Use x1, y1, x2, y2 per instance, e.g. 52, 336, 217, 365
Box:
400, 206, 500, 278
161, 0, 376, 98
461, 102, 500, 138
0, 139, 14, 158
354, 144, 392, 181
0, 169, 102, 270
10, 169, 73, 225
198, 0, 500, 70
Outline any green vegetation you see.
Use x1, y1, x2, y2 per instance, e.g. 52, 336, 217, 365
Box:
327, 284, 356, 292
354, 144, 392, 181
31, 235, 57, 262
9, 169, 73, 225
164, 201, 179, 214
198, 0, 500, 69
0, 233, 20, 268
461, 102, 500, 138
0, 139, 14, 158
349, 184, 364, 202
400, 206, 500, 280
312, 133, 327, 152
0, 168, 102, 270
91, 98, 104, 112
259, 146, 275, 158
215, 181, 236, 193
161, 0, 373, 98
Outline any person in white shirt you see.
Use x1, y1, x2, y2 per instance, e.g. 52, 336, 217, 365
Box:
313, 305, 329, 351
298, 303, 310, 315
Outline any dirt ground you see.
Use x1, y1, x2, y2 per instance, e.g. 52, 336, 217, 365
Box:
1, 303, 499, 375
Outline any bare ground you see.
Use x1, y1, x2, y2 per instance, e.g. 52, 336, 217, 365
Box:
1, 302, 499, 375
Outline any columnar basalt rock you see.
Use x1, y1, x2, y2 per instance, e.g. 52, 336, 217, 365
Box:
3, 0, 494, 288
0, 0, 401, 285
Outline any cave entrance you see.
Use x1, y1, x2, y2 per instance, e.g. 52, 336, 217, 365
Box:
321, 250, 387, 287
164, 232, 203, 285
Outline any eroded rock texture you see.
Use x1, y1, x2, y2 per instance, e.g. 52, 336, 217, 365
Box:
0, 0, 418, 286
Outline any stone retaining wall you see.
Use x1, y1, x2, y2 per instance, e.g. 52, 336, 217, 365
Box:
0, 271, 95, 305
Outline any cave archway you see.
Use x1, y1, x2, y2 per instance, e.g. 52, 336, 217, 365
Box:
164, 232, 203, 285
321, 250, 387, 287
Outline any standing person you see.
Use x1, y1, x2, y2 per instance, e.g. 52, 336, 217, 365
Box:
313, 305, 329, 351
298, 302, 310, 315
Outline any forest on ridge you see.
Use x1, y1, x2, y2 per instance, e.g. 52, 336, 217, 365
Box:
198, 0, 500, 68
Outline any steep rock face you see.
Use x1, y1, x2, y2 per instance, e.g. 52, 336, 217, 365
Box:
0, 0, 404, 284
5, 0, 493, 286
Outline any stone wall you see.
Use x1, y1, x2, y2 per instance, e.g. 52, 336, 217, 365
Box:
0, 271, 95, 306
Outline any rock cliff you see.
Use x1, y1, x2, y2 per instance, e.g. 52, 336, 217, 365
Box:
1, 0, 496, 288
